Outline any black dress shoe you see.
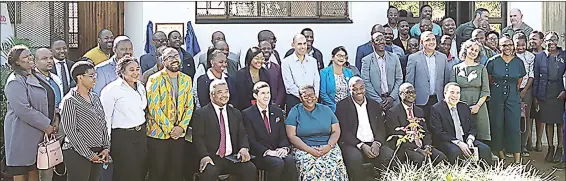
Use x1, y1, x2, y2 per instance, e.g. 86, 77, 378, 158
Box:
553, 147, 563, 163
545, 146, 556, 162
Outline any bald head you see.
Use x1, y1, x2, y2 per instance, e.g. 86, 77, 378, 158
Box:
51, 40, 68, 60
211, 31, 226, 44
399, 83, 414, 93
293, 34, 306, 43
509, 8, 523, 26
36, 48, 51, 58
152, 31, 168, 48
214, 40, 230, 57
258, 30, 276, 49
292, 34, 307, 56
371, 24, 385, 35
35, 48, 54, 72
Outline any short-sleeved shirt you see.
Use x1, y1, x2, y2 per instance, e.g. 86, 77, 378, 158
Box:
83, 47, 110, 66
285, 103, 338, 146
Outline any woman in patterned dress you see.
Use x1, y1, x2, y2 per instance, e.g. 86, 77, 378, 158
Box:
285, 85, 348, 181
319, 46, 354, 112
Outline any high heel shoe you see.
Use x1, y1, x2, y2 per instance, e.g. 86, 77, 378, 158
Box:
553, 147, 563, 163
545, 146, 556, 162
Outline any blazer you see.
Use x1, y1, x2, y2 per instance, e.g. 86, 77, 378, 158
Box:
533, 49, 566, 101
4, 73, 52, 166
146, 70, 194, 140
361, 51, 403, 103
336, 97, 387, 147
139, 53, 157, 73
193, 103, 250, 159
429, 101, 476, 143
406, 51, 450, 105
50, 59, 76, 93
355, 41, 374, 72
284, 47, 324, 71
399, 54, 410, 81
265, 62, 286, 107
319, 65, 353, 112
179, 48, 197, 79
36, 72, 64, 106
385, 103, 432, 151
392, 37, 406, 53
233, 67, 271, 110
196, 73, 237, 107
242, 104, 289, 157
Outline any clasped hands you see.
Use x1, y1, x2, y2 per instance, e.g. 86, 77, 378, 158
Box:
361, 141, 382, 159
91, 149, 110, 164
455, 139, 475, 157
265, 147, 289, 158
199, 148, 251, 173
170, 126, 184, 140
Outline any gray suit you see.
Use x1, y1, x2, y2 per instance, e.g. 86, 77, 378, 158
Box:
406, 51, 450, 105
361, 51, 403, 103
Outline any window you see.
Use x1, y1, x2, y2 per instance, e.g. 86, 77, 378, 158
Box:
389, 1, 446, 25
474, 2, 506, 32
195, 1, 351, 24
68, 2, 78, 48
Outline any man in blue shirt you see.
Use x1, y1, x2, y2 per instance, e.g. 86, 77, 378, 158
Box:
409, 5, 442, 37
93, 36, 133, 95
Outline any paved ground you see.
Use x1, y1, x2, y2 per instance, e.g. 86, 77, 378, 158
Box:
520, 147, 565, 181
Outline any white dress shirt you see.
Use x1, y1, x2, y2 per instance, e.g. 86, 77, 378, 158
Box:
212, 102, 232, 156
281, 53, 320, 98
354, 99, 374, 149
424, 52, 437, 95
517, 51, 535, 88
54, 58, 71, 87
100, 78, 147, 137
447, 103, 475, 145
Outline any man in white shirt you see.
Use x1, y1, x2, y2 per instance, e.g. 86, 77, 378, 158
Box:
281, 34, 320, 114
336, 77, 394, 180
50, 40, 75, 95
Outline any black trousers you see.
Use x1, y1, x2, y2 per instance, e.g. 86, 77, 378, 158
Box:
183, 141, 199, 181
285, 94, 301, 116
252, 155, 297, 181
63, 149, 102, 181
199, 156, 257, 181
147, 137, 184, 181
341, 144, 394, 181
417, 95, 438, 128
110, 127, 148, 181
399, 147, 446, 166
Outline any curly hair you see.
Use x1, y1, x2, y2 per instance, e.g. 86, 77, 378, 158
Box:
7, 45, 31, 75
459, 39, 484, 63
115, 56, 139, 78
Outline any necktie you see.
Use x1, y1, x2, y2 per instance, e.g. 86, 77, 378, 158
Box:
58, 61, 69, 94
264, 61, 270, 70
407, 107, 413, 119
218, 108, 227, 157
262, 110, 271, 134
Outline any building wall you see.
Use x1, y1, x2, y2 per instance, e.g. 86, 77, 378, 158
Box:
507, 2, 542, 31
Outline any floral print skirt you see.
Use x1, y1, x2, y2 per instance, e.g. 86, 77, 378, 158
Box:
292, 145, 349, 181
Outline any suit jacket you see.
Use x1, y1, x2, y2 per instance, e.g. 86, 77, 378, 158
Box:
193, 103, 250, 159
273, 50, 282, 66
399, 54, 410, 82
265, 62, 286, 107
242, 104, 289, 157
533, 48, 566, 101
430, 101, 476, 143
319, 65, 353, 112
233, 67, 270, 110
336, 97, 387, 147
385, 103, 432, 150
392, 37, 406, 53
406, 51, 450, 105
355, 41, 374, 72
360, 51, 403, 103
50, 59, 76, 94
196, 73, 236, 107
139, 53, 157, 73
179, 48, 197, 79
284, 47, 324, 71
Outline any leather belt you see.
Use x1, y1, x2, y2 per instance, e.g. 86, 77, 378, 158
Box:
120, 124, 144, 131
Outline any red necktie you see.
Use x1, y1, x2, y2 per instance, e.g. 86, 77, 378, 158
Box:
218, 108, 226, 157
262, 110, 271, 134
407, 107, 414, 119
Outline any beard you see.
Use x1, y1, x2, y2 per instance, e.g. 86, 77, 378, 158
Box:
165, 65, 180, 72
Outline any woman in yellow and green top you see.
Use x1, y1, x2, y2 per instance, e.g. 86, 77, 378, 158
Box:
145, 47, 194, 181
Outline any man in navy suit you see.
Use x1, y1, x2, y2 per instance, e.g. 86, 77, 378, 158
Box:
355, 24, 393, 72
242, 81, 297, 181
430, 82, 492, 164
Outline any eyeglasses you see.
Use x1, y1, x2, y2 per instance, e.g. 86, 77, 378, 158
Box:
401, 90, 416, 94
300, 93, 316, 99
335, 54, 348, 59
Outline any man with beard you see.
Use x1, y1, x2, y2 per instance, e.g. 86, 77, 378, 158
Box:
456, 8, 490, 51
260, 41, 286, 108
410, 5, 442, 37
361, 32, 403, 109
406, 31, 450, 124
140, 31, 167, 73
337, 77, 394, 180
199, 31, 241, 70
393, 20, 410, 52
50, 40, 75, 95
501, 8, 533, 39
384, 26, 405, 57
285, 28, 324, 71
257, 30, 281, 66
528, 30, 545, 54
93, 36, 133, 95
440, 17, 458, 60
355, 24, 392, 72
386, 83, 447, 166
146, 47, 195, 181
399, 38, 420, 81
384, 6, 399, 39
168, 30, 196, 79
84, 29, 114, 65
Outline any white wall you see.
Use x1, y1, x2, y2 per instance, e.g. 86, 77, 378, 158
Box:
507, 2, 542, 31
125, 1, 389, 67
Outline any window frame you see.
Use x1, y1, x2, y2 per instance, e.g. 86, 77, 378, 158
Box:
195, 1, 353, 24
473, 2, 507, 32
389, 1, 448, 26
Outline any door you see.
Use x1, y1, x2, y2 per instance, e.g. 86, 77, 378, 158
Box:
542, 1, 566, 48
76, 1, 124, 58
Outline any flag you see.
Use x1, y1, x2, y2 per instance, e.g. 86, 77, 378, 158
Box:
144, 21, 154, 54
185, 21, 201, 56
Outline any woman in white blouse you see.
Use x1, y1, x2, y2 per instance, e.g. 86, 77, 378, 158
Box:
100, 57, 147, 181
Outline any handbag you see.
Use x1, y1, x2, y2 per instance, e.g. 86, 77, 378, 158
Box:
37, 134, 64, 170
521, 102, 527, 118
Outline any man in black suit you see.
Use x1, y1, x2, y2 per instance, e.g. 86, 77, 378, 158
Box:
337, 77, 394, 181
50, 40, 75, 95
284, 28, 324, 71
398, 38, 419, 81
193, 79, 257, 181
242, 81, 297, 181
386, 83, 447, 166
430, 82, 492, 164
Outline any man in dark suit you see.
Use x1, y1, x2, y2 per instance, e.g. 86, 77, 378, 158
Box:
242, 81, 297, 181
399, 38, 419, 81
193, 79, 257, 181
168, 30, 196, 79
386, 83, 446, 166
337, 77, 394, 181
392, 20, 410, 53
50, 40, 75, 95
284, 28, 324, 71
355, 24, 392, 72
430, 82, 492, 164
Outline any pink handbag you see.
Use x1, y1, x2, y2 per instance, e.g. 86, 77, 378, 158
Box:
37, 134, 63, 170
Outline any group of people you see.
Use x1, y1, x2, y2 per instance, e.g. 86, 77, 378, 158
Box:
3, 4, 566, 181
